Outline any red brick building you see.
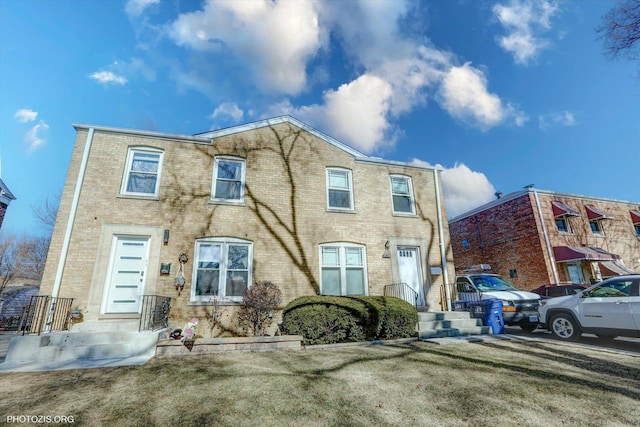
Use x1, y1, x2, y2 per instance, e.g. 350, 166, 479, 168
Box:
0, 178, 16, 230
449, 187, 640, 290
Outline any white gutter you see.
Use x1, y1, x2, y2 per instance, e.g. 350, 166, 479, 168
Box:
51, 128, 95, 301
434, 169, 451, 310
533, 188, 559, 283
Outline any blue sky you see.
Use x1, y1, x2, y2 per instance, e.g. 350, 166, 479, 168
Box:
1, 0, 639, 237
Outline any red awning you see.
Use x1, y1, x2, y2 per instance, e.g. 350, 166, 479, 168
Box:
631, 210, 640, 225
553, 246, 620, 262
585, 205, 614, 221
551, 201, 580, 218
599, 260, 637, 276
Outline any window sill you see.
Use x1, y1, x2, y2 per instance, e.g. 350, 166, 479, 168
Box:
188, 300, 241, 306
392, 212, 418, 218
117, 194, 160, 201
208, 199, 246, 207
326, 208, 356, 214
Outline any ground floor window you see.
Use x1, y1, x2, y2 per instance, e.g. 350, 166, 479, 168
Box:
320, 243, 367, 296
192, 238, 252, 302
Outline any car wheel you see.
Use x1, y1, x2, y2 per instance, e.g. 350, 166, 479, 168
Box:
550, 313, 581, 341
520, 323, 538, 333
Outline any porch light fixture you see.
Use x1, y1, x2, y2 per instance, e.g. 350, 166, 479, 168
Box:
382, 241, 391, 258
163, 229, 170, 244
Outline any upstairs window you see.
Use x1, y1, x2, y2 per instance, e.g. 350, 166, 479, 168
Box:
121, 148, 163, 197
631, 210, 640, 237
555, 217, 571, 233
326, 168, 354, 210
589, 220, 604, 236
320, 243, 367, 296
552, 201, 579, 234
192, 238, 252, 302
390, 175, 415, 214
212, 157, 245, 203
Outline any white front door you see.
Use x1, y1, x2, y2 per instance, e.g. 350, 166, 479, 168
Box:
397, 246, 424, 306
567, 263, 585, 284
104, 236, 150, 313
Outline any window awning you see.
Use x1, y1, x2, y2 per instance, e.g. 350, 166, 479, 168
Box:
553, 246, 620, 262
585, 205, 614, 221
599, 260, 637, 276
551, 201, 580, 218
631, 210, 640, 225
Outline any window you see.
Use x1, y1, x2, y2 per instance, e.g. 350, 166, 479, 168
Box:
590, 220, 604, 235
326, 168, 353, 210
121, 148, 163, 196
212, 157, 245, 202
320, 243, 367, 295
555, 217, 571, 233
390, 175, 415, 214
192, 238, 252, 302
635, 224, 640, 238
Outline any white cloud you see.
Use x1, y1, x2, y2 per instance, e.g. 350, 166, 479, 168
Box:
125, 0, 159, 18
438, 63, 525, 130
493, 0, 560, 65
411, 159, 497, 218
538, 111, 577, 129
14, 109, 38, 123
169, 0, 324, 95
210, 102, 244, 124
89, 71, 128, 85
24, 120, 49, 152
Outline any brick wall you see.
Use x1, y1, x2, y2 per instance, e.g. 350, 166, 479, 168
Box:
41, 121, 453, 327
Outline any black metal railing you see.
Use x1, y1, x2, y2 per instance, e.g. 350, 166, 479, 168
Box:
18, 296, 74, 335
139, 295, 172, 332
384, 282, 418, 309
440, 283, 482, 311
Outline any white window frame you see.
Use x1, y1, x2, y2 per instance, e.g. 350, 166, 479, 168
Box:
121, 147, 163, 197
319, 243, 368, 296
590, 220, 605, 236
191, 237, 253, 303
555, 217, 572, 234
211, 156, 246, 203
389, 174, 415, 215
326, 168, 354, 211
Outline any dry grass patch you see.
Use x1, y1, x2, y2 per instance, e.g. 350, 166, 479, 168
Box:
0, 338, 638, 426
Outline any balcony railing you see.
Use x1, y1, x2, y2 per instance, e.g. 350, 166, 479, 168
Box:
139, 295, 172, 332
18, 296, 74, 335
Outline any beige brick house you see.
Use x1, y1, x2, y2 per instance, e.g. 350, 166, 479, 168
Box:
40, 116, 453, 334
449, 187, 640, 290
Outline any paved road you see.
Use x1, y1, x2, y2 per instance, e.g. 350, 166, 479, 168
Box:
504, 326, 640, 354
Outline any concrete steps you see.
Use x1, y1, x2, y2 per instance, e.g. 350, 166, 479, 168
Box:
417, 311, 491, 339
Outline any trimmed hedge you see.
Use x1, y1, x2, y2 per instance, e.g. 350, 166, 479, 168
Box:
281, 295, 418, 345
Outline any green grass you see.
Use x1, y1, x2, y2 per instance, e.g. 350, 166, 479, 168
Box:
1, 338, 638, 427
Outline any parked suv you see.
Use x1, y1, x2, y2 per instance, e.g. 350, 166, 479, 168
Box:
531, 284, 586, 300
455, 274, 540, 332
539, 275, 640, 341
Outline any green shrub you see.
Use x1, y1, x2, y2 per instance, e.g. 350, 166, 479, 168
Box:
378, 297, 419, 340
281, 295, 417, 345
281, 304, 365, 345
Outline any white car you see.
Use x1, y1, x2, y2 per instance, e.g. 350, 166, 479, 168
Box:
538, 275, 640, 341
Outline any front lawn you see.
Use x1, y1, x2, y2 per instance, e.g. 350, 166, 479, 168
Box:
1, 338, 638, 426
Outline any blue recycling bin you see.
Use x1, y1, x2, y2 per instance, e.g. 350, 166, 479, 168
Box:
482, 298, 505, 334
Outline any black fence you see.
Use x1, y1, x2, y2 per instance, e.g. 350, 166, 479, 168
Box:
18, 296, 74, 335
383, 283, 418, 309
139, 295, 172, 332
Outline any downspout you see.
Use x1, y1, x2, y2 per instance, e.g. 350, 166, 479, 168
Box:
51, 128, 95, 301
434, 169, 451, 310
533, 188, 559, 283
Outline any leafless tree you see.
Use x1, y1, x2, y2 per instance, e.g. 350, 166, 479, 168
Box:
598, 0, 640, 61
0, 234, 30, 293
31, 192, 60, 235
